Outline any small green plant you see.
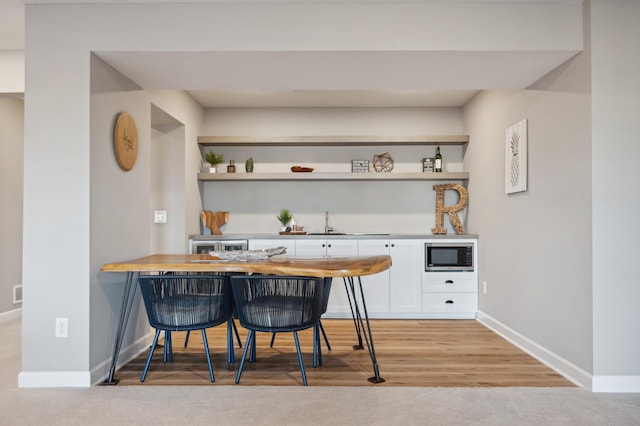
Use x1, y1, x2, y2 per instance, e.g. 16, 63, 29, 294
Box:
245, 157, 254, 173
204, 152, 224, 167
276, 209, 292, 226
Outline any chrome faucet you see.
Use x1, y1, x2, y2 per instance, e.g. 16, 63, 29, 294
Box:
324, 211, 335, 234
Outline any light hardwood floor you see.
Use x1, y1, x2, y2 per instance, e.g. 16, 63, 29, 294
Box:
115, 319, 574, 387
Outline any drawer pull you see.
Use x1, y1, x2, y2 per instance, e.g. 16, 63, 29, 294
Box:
445, 300, 454, 304
445, 280, 454, 284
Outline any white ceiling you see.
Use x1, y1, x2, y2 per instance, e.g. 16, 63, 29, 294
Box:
2, 0, 581, 108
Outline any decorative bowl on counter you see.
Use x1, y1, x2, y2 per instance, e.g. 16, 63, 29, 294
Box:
209, 246, 287, 260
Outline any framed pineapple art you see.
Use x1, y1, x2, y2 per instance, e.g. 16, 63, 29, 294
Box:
505, 119, 528, 194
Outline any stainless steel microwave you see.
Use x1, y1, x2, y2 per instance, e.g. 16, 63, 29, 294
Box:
425, 242, 474, 272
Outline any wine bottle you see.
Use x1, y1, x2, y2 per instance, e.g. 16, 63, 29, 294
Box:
434, 146, 443, 173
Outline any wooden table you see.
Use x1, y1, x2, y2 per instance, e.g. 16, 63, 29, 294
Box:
101, 254, 392, 385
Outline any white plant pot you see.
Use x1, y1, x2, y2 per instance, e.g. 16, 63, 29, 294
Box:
209, 167, 217, 173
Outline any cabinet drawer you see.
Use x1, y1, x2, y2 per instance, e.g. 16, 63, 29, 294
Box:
421, 292, 477, 313
422, 272, 476, 293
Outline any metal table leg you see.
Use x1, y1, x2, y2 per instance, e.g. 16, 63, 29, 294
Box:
344, 276, 385, 384
102, 271, 139, 385
342, 277, 364, 350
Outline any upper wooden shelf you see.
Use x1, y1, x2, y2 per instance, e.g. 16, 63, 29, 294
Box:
197, 135, 469, 147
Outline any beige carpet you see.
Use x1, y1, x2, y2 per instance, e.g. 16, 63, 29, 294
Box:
2, 318, 639, 425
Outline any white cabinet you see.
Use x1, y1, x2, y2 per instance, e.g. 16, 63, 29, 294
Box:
294, 239, 357, 257
248, 238, 296, 256
421, 239, 478, 319
246, 236, 478, 319
357, 239, 423, 314
294, 239, 358, 315
388, 239, 423, 313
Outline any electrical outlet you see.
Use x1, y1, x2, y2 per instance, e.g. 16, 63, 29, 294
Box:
483, 281, 487, 295
13, 284, 22, 304
154, 210, 167, 223
55, 317, 68, 338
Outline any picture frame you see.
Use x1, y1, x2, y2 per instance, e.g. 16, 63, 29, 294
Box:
422, 157, 434, 172
505, 119, 528, 194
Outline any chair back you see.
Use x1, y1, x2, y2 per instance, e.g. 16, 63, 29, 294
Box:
231, 275, 324, 333
138, 274, 233, 331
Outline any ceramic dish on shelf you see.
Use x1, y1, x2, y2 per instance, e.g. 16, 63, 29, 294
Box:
291, 166, 314, 173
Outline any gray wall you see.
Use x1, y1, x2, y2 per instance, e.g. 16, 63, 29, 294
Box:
591, 0, 640, 383
89, 60, 204, 379
463, 64, 592, 378
0, 98, 23, 315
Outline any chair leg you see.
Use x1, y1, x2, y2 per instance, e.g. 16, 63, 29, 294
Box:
163, 331, 169, 363
250, 332, 257, 363
232, 319, 242, 348
293, 331, 308, 386
319, 320, 331, 351
226, 319, 235, 364
270, 332, 277, 348
313, 325, 317, 367
183, 330, 190, 348
201, 329, 215, 382
313, 323, 323, 368
163, 331, 173, 363
141, 329, 162, 382
236, 330, 254, 384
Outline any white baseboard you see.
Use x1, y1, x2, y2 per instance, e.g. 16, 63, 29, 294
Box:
17, 331, 152, 388
91, 331, 152, 385
0, 308, 21, 323
592, 376, 640, 393
18, 371, 92, 388
477, 311, 592, 389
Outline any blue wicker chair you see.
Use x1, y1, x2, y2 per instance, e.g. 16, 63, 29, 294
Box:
231, 275, 325, 386
182, 272, 244, 363
138, 274, 233, 382
270, 277, 333, 367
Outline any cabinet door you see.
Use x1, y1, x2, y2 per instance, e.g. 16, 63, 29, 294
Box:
325, 239, 358, 257
294, 239, 328, 257
356, 239, 391, 313
389, 239, 423, 313
322, 239, 358, 315
248, 239, 296, 255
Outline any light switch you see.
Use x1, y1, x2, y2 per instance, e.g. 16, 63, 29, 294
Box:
154, 210, 167, 223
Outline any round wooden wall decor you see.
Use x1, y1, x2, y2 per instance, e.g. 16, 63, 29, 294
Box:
113, 112, 139, 171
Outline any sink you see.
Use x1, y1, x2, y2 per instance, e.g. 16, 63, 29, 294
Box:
345, 233, 390, 236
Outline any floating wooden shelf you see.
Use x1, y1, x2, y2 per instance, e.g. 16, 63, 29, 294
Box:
197, 135, 470, 182
197, 172, 469, 181
197, 135, 469, 147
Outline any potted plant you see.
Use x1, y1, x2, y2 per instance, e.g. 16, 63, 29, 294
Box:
204, 152, 224, 173
276, 208, 293, 231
